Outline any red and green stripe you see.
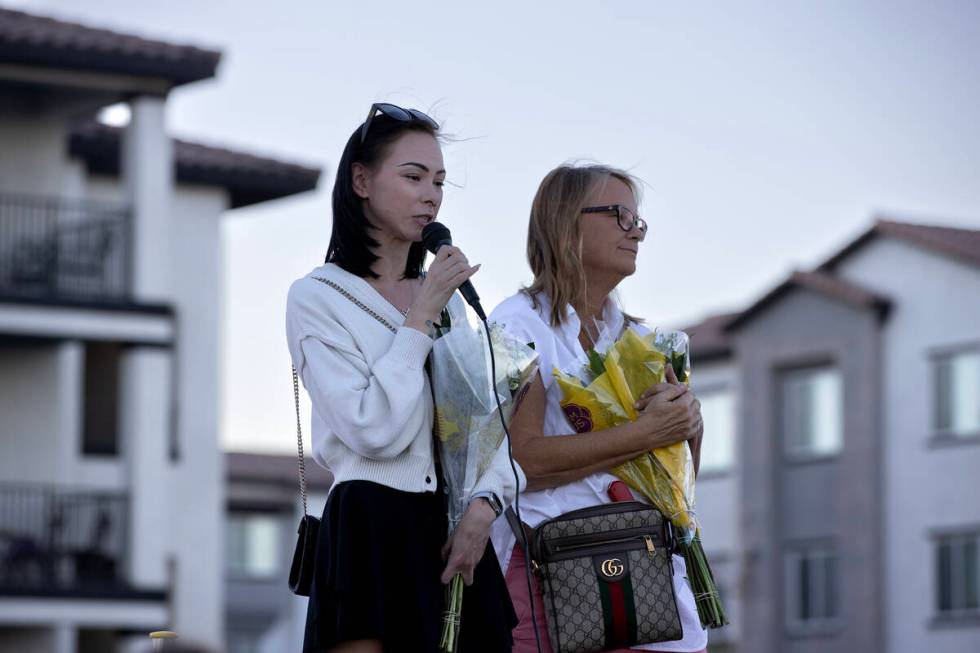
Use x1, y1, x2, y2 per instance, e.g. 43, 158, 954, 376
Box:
598, 576, 637, 648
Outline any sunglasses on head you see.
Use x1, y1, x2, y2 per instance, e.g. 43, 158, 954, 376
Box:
360, 103, 440, 144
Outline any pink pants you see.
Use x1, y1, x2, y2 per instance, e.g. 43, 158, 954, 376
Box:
504, 545, 706, 653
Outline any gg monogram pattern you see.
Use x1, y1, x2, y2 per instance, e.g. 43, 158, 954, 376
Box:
629, 549, 683, 643
542, 556, 606, 652
540, 506, 661, 541
535, 506, 681, 652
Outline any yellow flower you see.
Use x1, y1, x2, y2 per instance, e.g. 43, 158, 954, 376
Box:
554, 329, 696, 534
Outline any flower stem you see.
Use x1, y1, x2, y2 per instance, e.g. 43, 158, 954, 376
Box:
678, 535, 729, 629
439, 573, 465, 652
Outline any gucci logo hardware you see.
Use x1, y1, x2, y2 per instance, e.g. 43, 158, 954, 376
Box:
600, 558, 625, 578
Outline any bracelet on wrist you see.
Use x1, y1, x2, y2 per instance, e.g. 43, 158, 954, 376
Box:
470, 492, 503, 518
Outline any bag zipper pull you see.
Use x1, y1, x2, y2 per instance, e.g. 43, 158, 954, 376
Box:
644, 535, 655, 555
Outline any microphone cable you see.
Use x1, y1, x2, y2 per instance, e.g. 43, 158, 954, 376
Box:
480, 315, 544, 653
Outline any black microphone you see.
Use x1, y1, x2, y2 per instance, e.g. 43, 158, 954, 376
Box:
421, 221, 487, 321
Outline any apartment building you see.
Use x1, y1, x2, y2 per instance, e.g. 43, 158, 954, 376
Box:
0, 8, 319, 652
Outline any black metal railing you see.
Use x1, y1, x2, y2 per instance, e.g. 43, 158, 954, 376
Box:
0, 194, 131, 302
0, 484, 129, 594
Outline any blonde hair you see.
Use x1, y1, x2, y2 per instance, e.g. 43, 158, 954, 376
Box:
523, 163, 641, 327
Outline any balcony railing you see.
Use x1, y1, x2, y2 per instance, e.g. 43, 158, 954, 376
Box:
0, 484, 129, 595
0, 193, 131, 303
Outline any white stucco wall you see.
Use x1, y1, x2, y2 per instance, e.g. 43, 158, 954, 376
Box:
84, 175, 125, 204
1, 143, 229, 651
0, 304, 172, 345
0, 342, 82, 485
81, 154, 229, 649
93, 180, 229, 649
167, 186, 228, 650
0, 114, 86, 198
834, 237, 980, 653
119, 346, 173, 590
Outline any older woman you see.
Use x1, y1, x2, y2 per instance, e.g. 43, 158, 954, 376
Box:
490, 164, 708, 653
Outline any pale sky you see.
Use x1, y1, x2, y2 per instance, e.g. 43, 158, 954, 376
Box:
10, 0, 980, 454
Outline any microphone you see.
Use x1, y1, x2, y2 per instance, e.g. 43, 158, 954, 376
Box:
421, 221, 487, 321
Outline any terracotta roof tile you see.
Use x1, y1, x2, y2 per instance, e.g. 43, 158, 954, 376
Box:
819, 218, 980, 272
0, 7, 220, 86
875, 219, 980, 268
69, 121, 321, 209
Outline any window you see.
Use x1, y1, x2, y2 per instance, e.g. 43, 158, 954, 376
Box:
698, 390, 735, 474
785, 544, 839, 630
936, 532, 979, 615
781, 366, 842, 459
226, 513, 281, 579
83, 342, 121, 455
934, 350, 980, 438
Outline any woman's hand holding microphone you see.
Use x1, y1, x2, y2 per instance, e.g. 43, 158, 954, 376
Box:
403, 245, 480, 337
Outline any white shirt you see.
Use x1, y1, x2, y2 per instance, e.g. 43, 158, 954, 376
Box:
489, 291, 708, 652
285, 263, 525, 505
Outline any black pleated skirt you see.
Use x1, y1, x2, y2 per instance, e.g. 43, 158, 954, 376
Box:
303, 480, 517, 652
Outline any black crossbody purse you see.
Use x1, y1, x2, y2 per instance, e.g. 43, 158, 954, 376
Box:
288, 366, 319, 596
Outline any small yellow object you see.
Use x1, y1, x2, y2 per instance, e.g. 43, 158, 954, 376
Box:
149, 631, 177, 639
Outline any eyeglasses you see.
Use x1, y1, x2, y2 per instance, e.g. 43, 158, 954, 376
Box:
581, 204, 648, 235
360, 103, 440, 144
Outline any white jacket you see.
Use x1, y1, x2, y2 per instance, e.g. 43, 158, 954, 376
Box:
285, 262, 524, 505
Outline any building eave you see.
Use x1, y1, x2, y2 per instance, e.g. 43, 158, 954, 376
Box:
69, 121, 322, 209
819, 217, 980, 273
0, 7, 220, 89
725, 270, 891, 333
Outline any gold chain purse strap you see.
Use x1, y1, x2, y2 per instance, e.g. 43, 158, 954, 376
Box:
311, 276, 398, 334
292, 367, 309, 515
291, 276, 402, 514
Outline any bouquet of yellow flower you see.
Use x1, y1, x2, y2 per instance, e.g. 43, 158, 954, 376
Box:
554, 328, 728, 629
